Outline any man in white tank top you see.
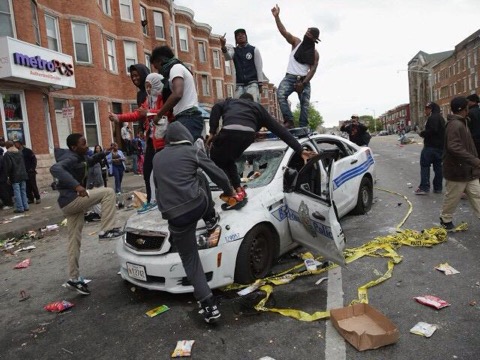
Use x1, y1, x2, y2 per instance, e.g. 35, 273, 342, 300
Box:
272, 4, 320, 129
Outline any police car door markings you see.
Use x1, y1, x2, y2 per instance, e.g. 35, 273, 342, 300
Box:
333, 152, 374, 190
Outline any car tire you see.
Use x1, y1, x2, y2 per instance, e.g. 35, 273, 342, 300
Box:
351, 176, 373, 215
234, 224, 275, 284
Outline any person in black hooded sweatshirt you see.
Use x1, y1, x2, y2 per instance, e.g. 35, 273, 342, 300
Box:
272, 4, 320, 129
415, 102, 446, 195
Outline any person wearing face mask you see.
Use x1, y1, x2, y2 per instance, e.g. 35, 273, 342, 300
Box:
109, 73, 173, 214
272, 4, 320, 129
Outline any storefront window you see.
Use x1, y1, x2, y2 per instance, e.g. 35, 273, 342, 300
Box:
2, 93, 26, 144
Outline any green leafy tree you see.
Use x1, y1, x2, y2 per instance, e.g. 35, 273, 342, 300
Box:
292, 103, 324, 130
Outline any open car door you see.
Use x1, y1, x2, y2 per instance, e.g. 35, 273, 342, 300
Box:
284, 154, 346, 265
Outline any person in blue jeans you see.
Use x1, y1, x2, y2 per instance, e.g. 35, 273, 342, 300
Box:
415, 102, 446, 195
106, 142, 126, 194
272, 5, 320, 129
3, 141, 29, 213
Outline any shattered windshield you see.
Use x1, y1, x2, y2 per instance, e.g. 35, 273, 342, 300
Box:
208, 149, 285, 190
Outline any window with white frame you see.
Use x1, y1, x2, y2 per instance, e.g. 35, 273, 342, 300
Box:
119, 0, 133, 21
106, 38, 117, 72
31, 1, 41, 45
45, 14, 61, 51
101, 0, 111, 15
213, 50, 220, 68
198, 42, 207, 63
225, 60, 232, 75
124, 41, 137, 73
215, 80, 223, 99
226, 84, 234, 98
140, 6, 148, 35
178, 27, 188, 51
72, 22, 91, 63
144, 53, 151, 71
0, 0, 14, 37
81, 101, 100, 146
170, 23, 175, 49
201, 75, 210, 96
153, 11, 165, 39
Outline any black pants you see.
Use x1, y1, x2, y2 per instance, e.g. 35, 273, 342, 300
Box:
168, 172, 215, 301
0, 181, 13, 207
210, 130, 256, 189
143, 140, 155, 203
26, 172, 40, 201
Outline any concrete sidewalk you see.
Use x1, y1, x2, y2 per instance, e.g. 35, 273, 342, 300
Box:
0, 172, 146, 239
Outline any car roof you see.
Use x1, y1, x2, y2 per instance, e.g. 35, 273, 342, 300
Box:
244, 134, 358, 153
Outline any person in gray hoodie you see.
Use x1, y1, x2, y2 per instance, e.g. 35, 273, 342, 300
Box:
4, 140, 29, 213
153, 122, 236, 324
50, 133, 124, 295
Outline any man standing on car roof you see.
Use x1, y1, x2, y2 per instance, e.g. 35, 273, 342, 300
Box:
206, 93, 314, 202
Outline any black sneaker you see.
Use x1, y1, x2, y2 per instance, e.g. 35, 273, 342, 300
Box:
99, 228, 125, 240
204, 213, 220, 231
89, 212, 101, 222
440, 218, 455, 231
66, 279, 91, 295
198, 297, 221, 324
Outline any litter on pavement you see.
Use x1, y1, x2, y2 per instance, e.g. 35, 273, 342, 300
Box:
14, 258, 31, 269
435, 263, 459, 275
145, 305, 170, 317
410, 322, 437, 337
414, 295, 450, 309
171, 340, 195, 358
44, 300, 74, 312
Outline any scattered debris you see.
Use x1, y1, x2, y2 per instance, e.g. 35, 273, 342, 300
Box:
60, 219, 67, 226
304, 258, 317, 271
42, 206, 52, 210
435, 263, 459, 275
61, 348, 74, 355
410, 322, 437, 337
407, 182, 413, 188
0, 220, 13, 225
19, 290, 30, 302
14, 258, 31, 269
44, 300, 74, 313
469, 300, 477, 306
414, 295, 450, 310
171, 340, 195, 358
238, 280, 265, 296
315, 277, 328, 286
14, 245, 36, 254
145, 305, 170, 318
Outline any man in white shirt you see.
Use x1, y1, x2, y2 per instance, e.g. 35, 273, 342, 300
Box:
272, 4, 320, 129
120, 123, 132, 154
151, 46, 204, 140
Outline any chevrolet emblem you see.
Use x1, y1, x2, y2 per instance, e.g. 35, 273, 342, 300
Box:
136, 238, 146, 245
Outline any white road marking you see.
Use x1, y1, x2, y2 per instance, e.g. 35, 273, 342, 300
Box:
325, 267, 346, 360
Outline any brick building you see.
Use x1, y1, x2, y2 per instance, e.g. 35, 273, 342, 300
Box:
408, 29, 480, 128
378, 103, 410, 133
0, 0, 280, 187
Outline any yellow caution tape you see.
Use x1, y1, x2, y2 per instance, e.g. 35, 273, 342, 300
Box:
222, 187, 455, 321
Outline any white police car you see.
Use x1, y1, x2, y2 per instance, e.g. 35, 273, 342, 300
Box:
117, 131, 375, 292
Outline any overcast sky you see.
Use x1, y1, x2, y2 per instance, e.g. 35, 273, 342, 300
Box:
175, 0, 479, 127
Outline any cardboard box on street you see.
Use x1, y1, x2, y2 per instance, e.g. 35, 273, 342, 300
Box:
330, 303, 399, 351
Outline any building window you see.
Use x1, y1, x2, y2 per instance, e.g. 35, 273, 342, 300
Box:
215, 80, 223, 98
225, 60, 232, 75
106, 38, 117, 72
153, 11, 165, 39
45, 14, 61, 51
198, 42, 207, 63
201, 75, 210, 96
226, 84, 234, 98
31, 1, 40, 45
178, 27, 188, 51
119, 0, 133, 21
72, 22, 91, 63
145, 53, 151, 71
170, 24, 174, 49
101, 0, 111, 15
140, 6, 148, 35
81, 101, 100, 147
213, 50, 220, 68
124, 41, 137, 73
0, 0, 14, 37
2, 92, 29, 147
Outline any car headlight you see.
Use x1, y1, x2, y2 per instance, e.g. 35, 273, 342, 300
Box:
196, 226, 221, 249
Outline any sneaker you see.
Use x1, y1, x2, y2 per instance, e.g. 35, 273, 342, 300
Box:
13, 209, 24, 213
205, 212, 220, 231
98, 228, 125, 240
440, 218, 455, 231
85, 212, 101, 222
237, 187, 247, 199
414, 188, 428, 195
137, 202, 157, 214
28, 200, 34, 204
35, 199, 41, 204
433, 190, 442, 194
65, 279, 91, 295
198, 297, 221, 324
220, 193, 244, 206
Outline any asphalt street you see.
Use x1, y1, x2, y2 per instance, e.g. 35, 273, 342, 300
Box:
1, 134, 479, 360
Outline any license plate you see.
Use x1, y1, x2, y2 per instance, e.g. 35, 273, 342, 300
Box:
126, 263, 147, 281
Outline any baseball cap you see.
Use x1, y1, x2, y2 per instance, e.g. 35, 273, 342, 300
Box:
450, 96, 468, 113
467, 94, 479, 103
308, 27, 321, 43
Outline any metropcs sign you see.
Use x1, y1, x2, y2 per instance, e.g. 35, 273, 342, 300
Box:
0, 36, 75, 89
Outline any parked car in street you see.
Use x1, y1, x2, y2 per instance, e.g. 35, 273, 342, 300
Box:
117, 131, 376, 293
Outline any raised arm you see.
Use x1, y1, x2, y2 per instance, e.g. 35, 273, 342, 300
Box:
220, 33, 234, 60
271, 4, 299, 47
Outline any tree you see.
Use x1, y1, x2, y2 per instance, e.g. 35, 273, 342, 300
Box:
292, 103, 324, 130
